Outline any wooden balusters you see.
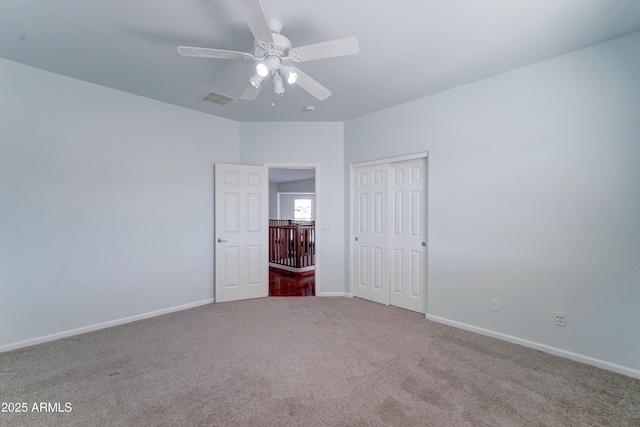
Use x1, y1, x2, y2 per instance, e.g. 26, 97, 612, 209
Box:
268, 220, 315, 268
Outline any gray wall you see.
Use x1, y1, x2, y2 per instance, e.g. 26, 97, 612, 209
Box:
278, 178, 315, 193
0, 57, 239, 349
269, 182, 278, 219
278, 193, 316, 220
275, 178, 316, 220
269, 179, 315, 219
344, 32, 640, 373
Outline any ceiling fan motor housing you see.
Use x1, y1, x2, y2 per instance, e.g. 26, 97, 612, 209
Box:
254, 32, 292, 61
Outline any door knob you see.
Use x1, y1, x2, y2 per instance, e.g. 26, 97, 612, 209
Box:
217, 238, 228, 243
355, 237, 359, 241
422, 241, 427, 247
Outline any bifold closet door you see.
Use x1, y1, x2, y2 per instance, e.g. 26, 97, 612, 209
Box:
352, 164, 389, 305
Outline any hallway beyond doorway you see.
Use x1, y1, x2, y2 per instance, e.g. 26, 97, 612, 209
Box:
269, 267, 315, 297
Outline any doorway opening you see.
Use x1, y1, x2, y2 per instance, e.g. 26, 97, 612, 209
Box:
267, 166, 317, 297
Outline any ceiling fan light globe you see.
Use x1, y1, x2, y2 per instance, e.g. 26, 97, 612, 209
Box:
256, 56, 281, 78
256, 63, 269, 77
249, 73, 265, 88
281, 66, 298, 85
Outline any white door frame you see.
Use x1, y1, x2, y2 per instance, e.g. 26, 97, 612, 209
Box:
264, 163, 321, 294
349, 152, 428, 310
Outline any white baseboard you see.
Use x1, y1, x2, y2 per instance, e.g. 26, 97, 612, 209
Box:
269, 262, 315, 273
0, 299, 214, 354
426, 314, 640, 380
316, 292, 348, 297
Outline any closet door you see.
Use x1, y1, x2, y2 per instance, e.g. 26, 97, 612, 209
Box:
352, 164, 389, 305
389, 158, 428, 313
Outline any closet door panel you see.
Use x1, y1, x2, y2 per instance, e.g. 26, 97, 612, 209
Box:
389, 158, 428, 313
352, 164, 389, 305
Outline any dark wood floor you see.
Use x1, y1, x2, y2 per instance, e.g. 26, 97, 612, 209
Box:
269, 267, 315, 297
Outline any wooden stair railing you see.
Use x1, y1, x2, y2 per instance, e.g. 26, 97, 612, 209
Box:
269, 220, 315, 268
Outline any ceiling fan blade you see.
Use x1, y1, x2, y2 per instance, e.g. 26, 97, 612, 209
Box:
240, 82, 265, 100
295, 69, 332, 101
235, 0, 274, 44
289, 36, 359, 63
177, 46, 254, 61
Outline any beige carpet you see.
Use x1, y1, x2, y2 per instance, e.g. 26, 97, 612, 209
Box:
1, 297, 638, 426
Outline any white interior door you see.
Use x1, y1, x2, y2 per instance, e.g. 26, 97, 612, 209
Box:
389, 158, 428, 313
215, 163, 268, 303
352, 164, 389, 305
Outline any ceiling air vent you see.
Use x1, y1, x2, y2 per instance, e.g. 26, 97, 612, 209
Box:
199, 90, 236, 106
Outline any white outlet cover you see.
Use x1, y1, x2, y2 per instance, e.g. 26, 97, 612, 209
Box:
554, 311, 566, 326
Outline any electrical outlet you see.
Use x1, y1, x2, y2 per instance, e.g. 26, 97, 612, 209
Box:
490, 298, 500, 312
193, 277, 199, 287
554, 311, 565, 326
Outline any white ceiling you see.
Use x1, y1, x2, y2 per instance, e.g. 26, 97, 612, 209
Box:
2, 0, 640, 122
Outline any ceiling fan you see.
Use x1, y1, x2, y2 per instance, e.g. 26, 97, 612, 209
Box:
177, 0, 359, 102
